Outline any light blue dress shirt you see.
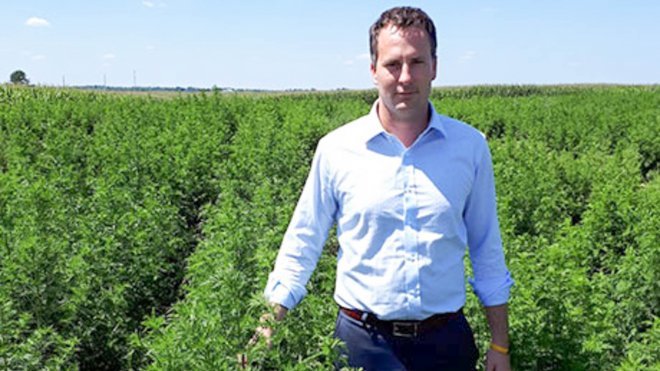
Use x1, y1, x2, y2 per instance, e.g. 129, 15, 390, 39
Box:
265, 100, 513, 320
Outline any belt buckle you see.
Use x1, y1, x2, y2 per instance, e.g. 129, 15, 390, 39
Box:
392, 322, 418, 338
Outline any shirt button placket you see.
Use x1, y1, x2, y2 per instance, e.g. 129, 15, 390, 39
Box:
406, 152, 422, 311
402, 150, 421, 313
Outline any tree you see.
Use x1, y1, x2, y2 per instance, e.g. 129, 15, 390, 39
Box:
10, 70, 29, 85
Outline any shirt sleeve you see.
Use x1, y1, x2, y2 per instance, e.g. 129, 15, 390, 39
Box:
264, 138, 337, 310
464, 139, 514, 307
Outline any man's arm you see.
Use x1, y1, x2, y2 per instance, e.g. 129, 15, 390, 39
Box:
464, 139, 514, 306
485, 303, 509, 349
272, 303, 288, 321
250, 139, 336, 350
263, 138, 337, 311
463, 139, 513, 370
485, 303, 510, 371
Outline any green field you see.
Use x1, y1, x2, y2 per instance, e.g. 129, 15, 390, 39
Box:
0, 84, 658, 370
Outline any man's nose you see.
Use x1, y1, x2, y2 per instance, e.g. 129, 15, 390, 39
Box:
398, 63, 413, 83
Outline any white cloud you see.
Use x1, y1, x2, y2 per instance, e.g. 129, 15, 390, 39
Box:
460, 51, 477, 61
344, 52, 371, 66
20, 50, 45, 61
143, 1, 167, 8
25, 17, 50, 27
102, 53, 116, 60
480, 7, 499, 13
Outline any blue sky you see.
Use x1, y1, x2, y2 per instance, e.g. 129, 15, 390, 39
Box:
2, 0, 659, 90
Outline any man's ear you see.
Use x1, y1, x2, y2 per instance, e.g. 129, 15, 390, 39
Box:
370, 63, 378, 85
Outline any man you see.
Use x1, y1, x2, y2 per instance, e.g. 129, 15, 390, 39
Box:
256, 6, 513, 370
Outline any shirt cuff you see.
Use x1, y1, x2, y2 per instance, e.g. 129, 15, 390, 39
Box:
469, 271, 514, 307
263, 274, 307, 311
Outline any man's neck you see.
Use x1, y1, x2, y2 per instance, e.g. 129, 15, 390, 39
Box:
378, 103, 430, 148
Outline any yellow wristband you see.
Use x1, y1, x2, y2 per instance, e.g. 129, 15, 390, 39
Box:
490, 342, 509, 355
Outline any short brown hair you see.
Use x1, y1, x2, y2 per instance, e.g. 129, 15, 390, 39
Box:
369, 6, 437, 64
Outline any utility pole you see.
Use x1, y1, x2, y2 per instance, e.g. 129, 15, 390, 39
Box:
62, 75, 65, 87
103, 74, 107, 87
133, 70, 136, 87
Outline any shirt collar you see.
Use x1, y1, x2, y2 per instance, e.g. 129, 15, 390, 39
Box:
362, 99, 447, 143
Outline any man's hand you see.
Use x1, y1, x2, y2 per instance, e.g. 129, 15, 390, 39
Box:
238, 304, 288, 368
486, 348, 511, 371
248, 313, 277, 348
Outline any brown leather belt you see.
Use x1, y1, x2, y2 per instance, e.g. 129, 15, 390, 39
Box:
340, 307, 463, 338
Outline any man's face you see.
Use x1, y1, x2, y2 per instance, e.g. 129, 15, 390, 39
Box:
370, 25, 437, 120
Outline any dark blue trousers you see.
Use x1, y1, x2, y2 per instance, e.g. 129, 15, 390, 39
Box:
333, 309, 478, 370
